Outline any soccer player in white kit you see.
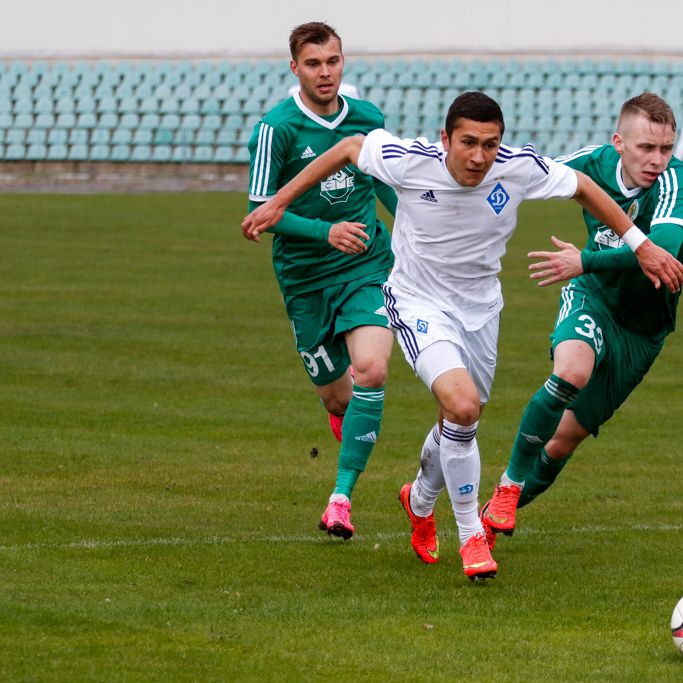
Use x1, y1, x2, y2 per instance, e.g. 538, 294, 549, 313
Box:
242, 92, 682, 581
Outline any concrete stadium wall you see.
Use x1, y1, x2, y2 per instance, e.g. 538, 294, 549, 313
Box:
2, 0, 683, 58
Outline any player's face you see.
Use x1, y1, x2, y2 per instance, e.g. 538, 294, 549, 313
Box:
441, 119, 501, 187
290, 38, 344, 115
613, 113, 675, 189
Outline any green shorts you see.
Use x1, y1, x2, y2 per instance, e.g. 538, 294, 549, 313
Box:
283, 273, 390, 387
550, 284, 663, 436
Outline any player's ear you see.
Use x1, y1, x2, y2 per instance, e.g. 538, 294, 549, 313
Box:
440, 129, 450, 151
290, 60, 299, 77
612, 132, 623, 154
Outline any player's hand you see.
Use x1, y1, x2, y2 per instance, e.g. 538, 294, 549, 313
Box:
328, 222, 369, 254
634, 240, 683, 293
528, 236, 583, 286
241, 199, 286, 242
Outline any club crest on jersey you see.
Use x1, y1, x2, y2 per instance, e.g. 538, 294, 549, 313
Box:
320, 168, 355, 204
486, 182, 510, 215
416, 319, 429, 334
594, 228, 624, 249
626, 200, 639, 221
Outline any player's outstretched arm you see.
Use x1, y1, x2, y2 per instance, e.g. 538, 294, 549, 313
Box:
241, 136, 366, 241
572, 171, 683, 292
528, 236, 583, 286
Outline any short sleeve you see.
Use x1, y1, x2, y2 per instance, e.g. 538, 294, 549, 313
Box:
650, 166, 683, 231
524, 155, 578, 200
248, 121, 288, 201
357, 128, 413, 188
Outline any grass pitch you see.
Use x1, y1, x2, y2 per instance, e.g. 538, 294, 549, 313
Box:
0, 193, 681, 682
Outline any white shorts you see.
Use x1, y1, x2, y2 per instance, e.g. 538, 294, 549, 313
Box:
382, 283, 499, 403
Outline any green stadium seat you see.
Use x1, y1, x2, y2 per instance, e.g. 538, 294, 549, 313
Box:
153, 129, 173, 145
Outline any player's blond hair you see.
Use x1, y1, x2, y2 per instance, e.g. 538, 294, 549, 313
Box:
618, 92, 677, 133
289, 22, 342, 61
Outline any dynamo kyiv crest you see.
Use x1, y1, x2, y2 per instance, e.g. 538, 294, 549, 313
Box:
320, 168, 355, 205
486, 182, 510, 215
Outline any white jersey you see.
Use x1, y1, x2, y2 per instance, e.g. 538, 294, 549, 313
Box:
357, 129, 578, 330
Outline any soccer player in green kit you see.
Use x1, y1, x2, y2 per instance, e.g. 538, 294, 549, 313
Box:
245, 22, 397, 539
482, 92, 683, 544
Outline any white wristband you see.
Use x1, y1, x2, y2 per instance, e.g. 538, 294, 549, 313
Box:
622, 226, 648, 251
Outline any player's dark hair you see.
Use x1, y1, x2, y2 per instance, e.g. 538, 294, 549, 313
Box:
619, 92, 677, 132
444, 91, 505, 138
289, 22, 342, 61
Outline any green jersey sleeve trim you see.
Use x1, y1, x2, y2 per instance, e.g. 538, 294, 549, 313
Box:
247, 199, 331, 241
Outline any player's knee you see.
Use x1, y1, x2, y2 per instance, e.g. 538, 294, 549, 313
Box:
441, 395, 480, 426
353, 360, 388, 388
320, 393, 350, 415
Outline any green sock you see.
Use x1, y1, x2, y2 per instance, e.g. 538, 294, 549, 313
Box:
333, 385, 385, 498
506, 374, 579, 483
518, 449, 573, 508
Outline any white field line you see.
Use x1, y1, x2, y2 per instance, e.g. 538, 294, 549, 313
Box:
0, 523, 679, 554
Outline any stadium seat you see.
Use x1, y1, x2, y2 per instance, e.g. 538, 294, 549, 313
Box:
111, 128, 133, 145
47, 143, 68, 160
132, 129, 153, 145
76, 113, 97, 129
68, 144, 89, 161
6, 128, 25, 145
34, 114, 56, 129
152, 145, 172, 161
195, 129, 215, 146
90, 144, 110, 161
111, 144, 131, 161
171, 145, 192, 162
131, 145, 152, 161
5, 143, 26, 160
27, 129, 47, 144
91, 128, 111, 145
214, 145, 235, 163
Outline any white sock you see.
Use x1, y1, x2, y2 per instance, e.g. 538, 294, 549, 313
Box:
440, 419, 484, 544
501, 470, 525, 488
410, 423, 445, 516
329, 493, 349, 504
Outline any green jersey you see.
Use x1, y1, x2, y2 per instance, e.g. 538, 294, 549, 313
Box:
248, 93, 395, 295
558, 144, 683, 339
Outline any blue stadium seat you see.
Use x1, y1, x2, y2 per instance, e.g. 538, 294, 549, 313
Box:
171, 145, 192, 162
131, 145, 152, 161
214, 145, 235, 163
34, 97, 53, 114
133, 129, 153, 145
195, 129, 215, 146
68, 143, 89, 161
5, 143, 26, 160
180, 114, 201, 130
27, 129, 47, 144
91, 128, 110, 145
76, 113, 97, 129
76, 96, 96, 113
111, 129, 132, 145
47, 143, 68, 160
98, 113, 119, 129
90, 144, 110, 161
139, 113, 160, 130
153, 129, 174, 145
48, 128, 69, 145
69, 129, 89, 145
111, 144, 131, 161
200, 98, 220, 115
34, 114, 56, 129
6, 128, 25, 144
152, 145, 172, 161
97, 96, 118, 113
118, 113, 140, 129
159, 113, 180, 129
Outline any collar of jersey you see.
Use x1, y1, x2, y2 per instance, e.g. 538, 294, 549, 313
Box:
293, 91, 349, 129
615, 158, 643, 198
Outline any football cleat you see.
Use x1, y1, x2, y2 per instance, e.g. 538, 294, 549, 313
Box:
328, 413, 344, 442
479, 500, 497, 550
482, 483, 522, 535
319, 498, 354, 540
459, 532, 497, 581
399, 482, 439, 564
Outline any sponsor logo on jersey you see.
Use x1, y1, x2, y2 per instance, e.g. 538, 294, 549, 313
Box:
320, 168, 355, 204
301, 146, 316, 159
486, 182, 510, 215
355, 430, 377, 443
594, 227, 624, 249
416, 319, 429, 333
458, 484, 474, 495
419, 189, 438, 203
